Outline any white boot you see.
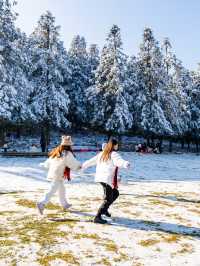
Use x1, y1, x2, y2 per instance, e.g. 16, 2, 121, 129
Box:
63, 203, 72, 211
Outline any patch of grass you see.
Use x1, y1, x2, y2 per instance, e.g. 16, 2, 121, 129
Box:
104, 240, 118, 252
97, 258, 111, 266
114, 251, 129, 262
162, 234, 182, 243
16, 199, 36, 208
37, 252, 80, 266
177, 243, 194, 254
10, 258, 17, 266
0, 225, 13, 238
166, 213, 188, 223
10, 216, 69, 246
0, 248, 14, 260
74, 233, 101, 240
0, 239, 17, 247
172, 243, 194, 257
189, 208, 200, 215
139, 238, 160, 247
16, 199, 60, 210
0, 211, 17, 216
148, 198, 174, 208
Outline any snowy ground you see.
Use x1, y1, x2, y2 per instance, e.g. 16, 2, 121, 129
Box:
0, 153, 200, 265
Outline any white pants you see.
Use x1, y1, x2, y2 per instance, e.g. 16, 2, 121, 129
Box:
40, 179, 69, 207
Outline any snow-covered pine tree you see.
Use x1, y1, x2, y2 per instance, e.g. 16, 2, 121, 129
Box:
88, 44, 100, 86
162, 38, 174, 75
11, 30, 36, 129
171, 57, 192, 138
0, 0, 19, 124
68, 35, 90, 126
126, 55, 139, 130
190, 70, 200, 143
87, 25, 133, 134
137, 28, 173, 140
160, 38, 186, 138
28, 11, 71, 135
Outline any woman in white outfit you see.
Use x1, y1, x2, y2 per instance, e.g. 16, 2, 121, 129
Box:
37, 136, 81, 215
82, 139, 130, 224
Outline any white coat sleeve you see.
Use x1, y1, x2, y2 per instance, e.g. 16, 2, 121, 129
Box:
111, 152, 130, 168
40, 158, 50, 169
65, 152, 81, 171
82, 155, 98, 169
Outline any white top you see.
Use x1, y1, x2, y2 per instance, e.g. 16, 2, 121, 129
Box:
82, 151, 130, 186
41, 151, 81, 181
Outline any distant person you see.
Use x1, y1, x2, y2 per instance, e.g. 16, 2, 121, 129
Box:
82, 138, 130, 224
141, 143, 147, 153
135, 143, 142, 152
37, 136, 82, 215
40, 132, 46, 152
153, 143, 160, 154
30, 144, 38, 152
3, 143, 8, 152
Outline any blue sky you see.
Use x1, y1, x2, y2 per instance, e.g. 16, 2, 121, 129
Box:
15, 0, 200, 70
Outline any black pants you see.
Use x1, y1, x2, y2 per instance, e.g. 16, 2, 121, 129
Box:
96, 182, 119, 217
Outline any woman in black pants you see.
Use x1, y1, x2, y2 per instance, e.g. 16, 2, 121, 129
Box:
82, 139, 130, 224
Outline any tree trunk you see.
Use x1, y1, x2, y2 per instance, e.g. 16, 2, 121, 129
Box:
158, 137, 163, 153
147, 137, 150, 147
181, 139, 184, 149
186, 139, 190, 152
195, 139, 199, 153
169, 139, 173, 152
151, 136, 155, 147
16, 126, 21, 139
0, 125, 5, 145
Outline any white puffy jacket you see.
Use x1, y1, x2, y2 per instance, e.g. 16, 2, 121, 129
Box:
82, 151, 130, 186
41, 152, 81, 181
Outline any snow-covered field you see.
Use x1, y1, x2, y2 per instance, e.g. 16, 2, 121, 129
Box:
0, 153, 200, 266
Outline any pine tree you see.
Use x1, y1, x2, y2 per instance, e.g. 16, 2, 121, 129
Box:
171, 58, 191, 137
137, 28, 173, 139
88, 44, 100, 86
68, 35, 90, 126
126, 55, 139, 130
11, 30, 35, 126
0, 0, 19, 122
191, 70, 200, 140
29, 11, 71, 134
87, 25, 133, 134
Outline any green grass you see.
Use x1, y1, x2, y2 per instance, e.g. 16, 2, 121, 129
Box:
0, 239, 17, 247
37, 252, 80, 266
16, 199, 60, 210
139, 238, 160, 247
73, 233, 101, 240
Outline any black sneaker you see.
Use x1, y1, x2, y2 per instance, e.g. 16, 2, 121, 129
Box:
94, 216, 107, 224
103, 210, 111, 218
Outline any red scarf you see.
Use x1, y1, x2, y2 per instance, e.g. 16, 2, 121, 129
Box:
112, 167, 119, 189
64, 167, 71, 181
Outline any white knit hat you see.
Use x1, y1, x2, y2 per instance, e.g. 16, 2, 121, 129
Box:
61, 135, 73, 146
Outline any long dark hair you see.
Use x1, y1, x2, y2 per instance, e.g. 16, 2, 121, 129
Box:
100, 139, 118, 162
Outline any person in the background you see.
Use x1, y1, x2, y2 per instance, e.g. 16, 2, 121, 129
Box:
40, 132, 46, 152
82, 139, 130, 224
30, 144, 38, 152
37, 136, 81, 215
3, 143, 8, 152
